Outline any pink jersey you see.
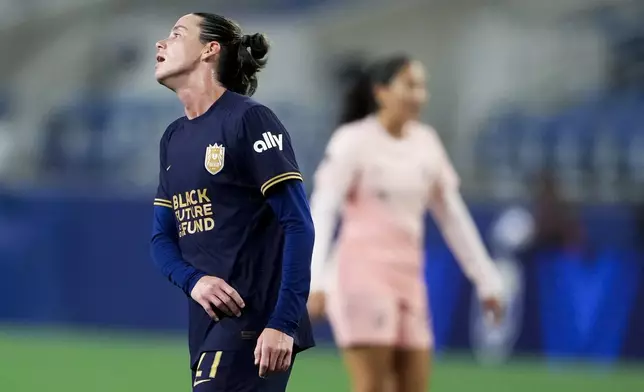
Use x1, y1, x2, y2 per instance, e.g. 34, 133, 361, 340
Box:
312, 116, 457, 298
310, 116, 502, 348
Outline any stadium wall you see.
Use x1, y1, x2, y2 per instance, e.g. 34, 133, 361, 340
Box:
0, 190, 642, 362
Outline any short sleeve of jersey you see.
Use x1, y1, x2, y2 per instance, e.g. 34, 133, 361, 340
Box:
153, 128, 173, 209
239, 105, 303, 195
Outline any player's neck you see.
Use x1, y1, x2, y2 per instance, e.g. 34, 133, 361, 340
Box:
175, 75, 226, 120
376, 112, 407, 139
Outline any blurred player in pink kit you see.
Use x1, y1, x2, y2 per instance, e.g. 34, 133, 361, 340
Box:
307, 55, 505, 392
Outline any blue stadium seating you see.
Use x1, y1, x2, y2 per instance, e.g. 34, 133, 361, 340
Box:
476, 90, 644, 197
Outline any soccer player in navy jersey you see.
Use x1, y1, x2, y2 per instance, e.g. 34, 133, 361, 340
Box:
149, 13, 315, 391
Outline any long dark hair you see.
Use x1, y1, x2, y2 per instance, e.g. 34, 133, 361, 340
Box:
338, 55, 411, 125
193, 12, 269, 96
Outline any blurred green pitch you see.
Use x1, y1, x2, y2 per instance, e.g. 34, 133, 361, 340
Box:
0, 328, 642, 391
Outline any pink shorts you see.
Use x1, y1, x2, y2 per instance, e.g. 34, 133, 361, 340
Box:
326, 291, 433, 349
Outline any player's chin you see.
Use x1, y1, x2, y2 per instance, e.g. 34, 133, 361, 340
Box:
156, 67, 186, 91
155, 71, 174, 88
155, 68, 168, 83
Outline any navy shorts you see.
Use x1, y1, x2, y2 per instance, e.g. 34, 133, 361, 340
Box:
191, 349, 296, 392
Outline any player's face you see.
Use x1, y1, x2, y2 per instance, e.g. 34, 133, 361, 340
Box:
155, 14, 209, 88
377, 61, 428, 121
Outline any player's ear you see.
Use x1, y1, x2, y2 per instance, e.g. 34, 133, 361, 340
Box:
201, 41, 220, 62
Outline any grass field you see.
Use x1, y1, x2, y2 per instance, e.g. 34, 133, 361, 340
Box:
0, 328, 642, 391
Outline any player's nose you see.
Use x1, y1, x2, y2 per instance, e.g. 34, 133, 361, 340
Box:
155, 39, 166, 50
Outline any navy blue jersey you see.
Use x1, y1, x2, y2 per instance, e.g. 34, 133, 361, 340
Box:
154, 91, 314, 366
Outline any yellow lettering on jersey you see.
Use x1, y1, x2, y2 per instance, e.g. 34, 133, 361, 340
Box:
187, 221, 196, 235
180, 192, 190, 207
194, 219, 203, 233
172, 189, 216, 238
204, 217, 215, 231
198, 188, 211, 203
177, 193, 187, 209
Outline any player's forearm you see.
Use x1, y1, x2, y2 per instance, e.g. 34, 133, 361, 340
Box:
430, 190, 502, 299
265, 181, 315, 336
308, 144, 355, 292
150, 206, 205, 296
308, 186, 342, 292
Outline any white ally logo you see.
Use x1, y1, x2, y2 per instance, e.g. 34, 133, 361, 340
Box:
253, 132, 283, 153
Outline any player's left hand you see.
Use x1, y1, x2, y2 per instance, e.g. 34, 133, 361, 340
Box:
254, 328, 294, 377
481, 296, 505, 325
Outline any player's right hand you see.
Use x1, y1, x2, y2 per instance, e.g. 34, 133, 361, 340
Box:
190, 276, 245, 321
306, 291, 326, 320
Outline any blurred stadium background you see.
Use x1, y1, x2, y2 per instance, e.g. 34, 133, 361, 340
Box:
2, 0, 644, 390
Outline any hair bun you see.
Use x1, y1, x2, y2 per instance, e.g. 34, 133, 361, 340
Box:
235, 33, 270, 96
241, 33, 269, 60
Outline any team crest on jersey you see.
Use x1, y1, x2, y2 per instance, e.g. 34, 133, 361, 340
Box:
204, 143, 225, 175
